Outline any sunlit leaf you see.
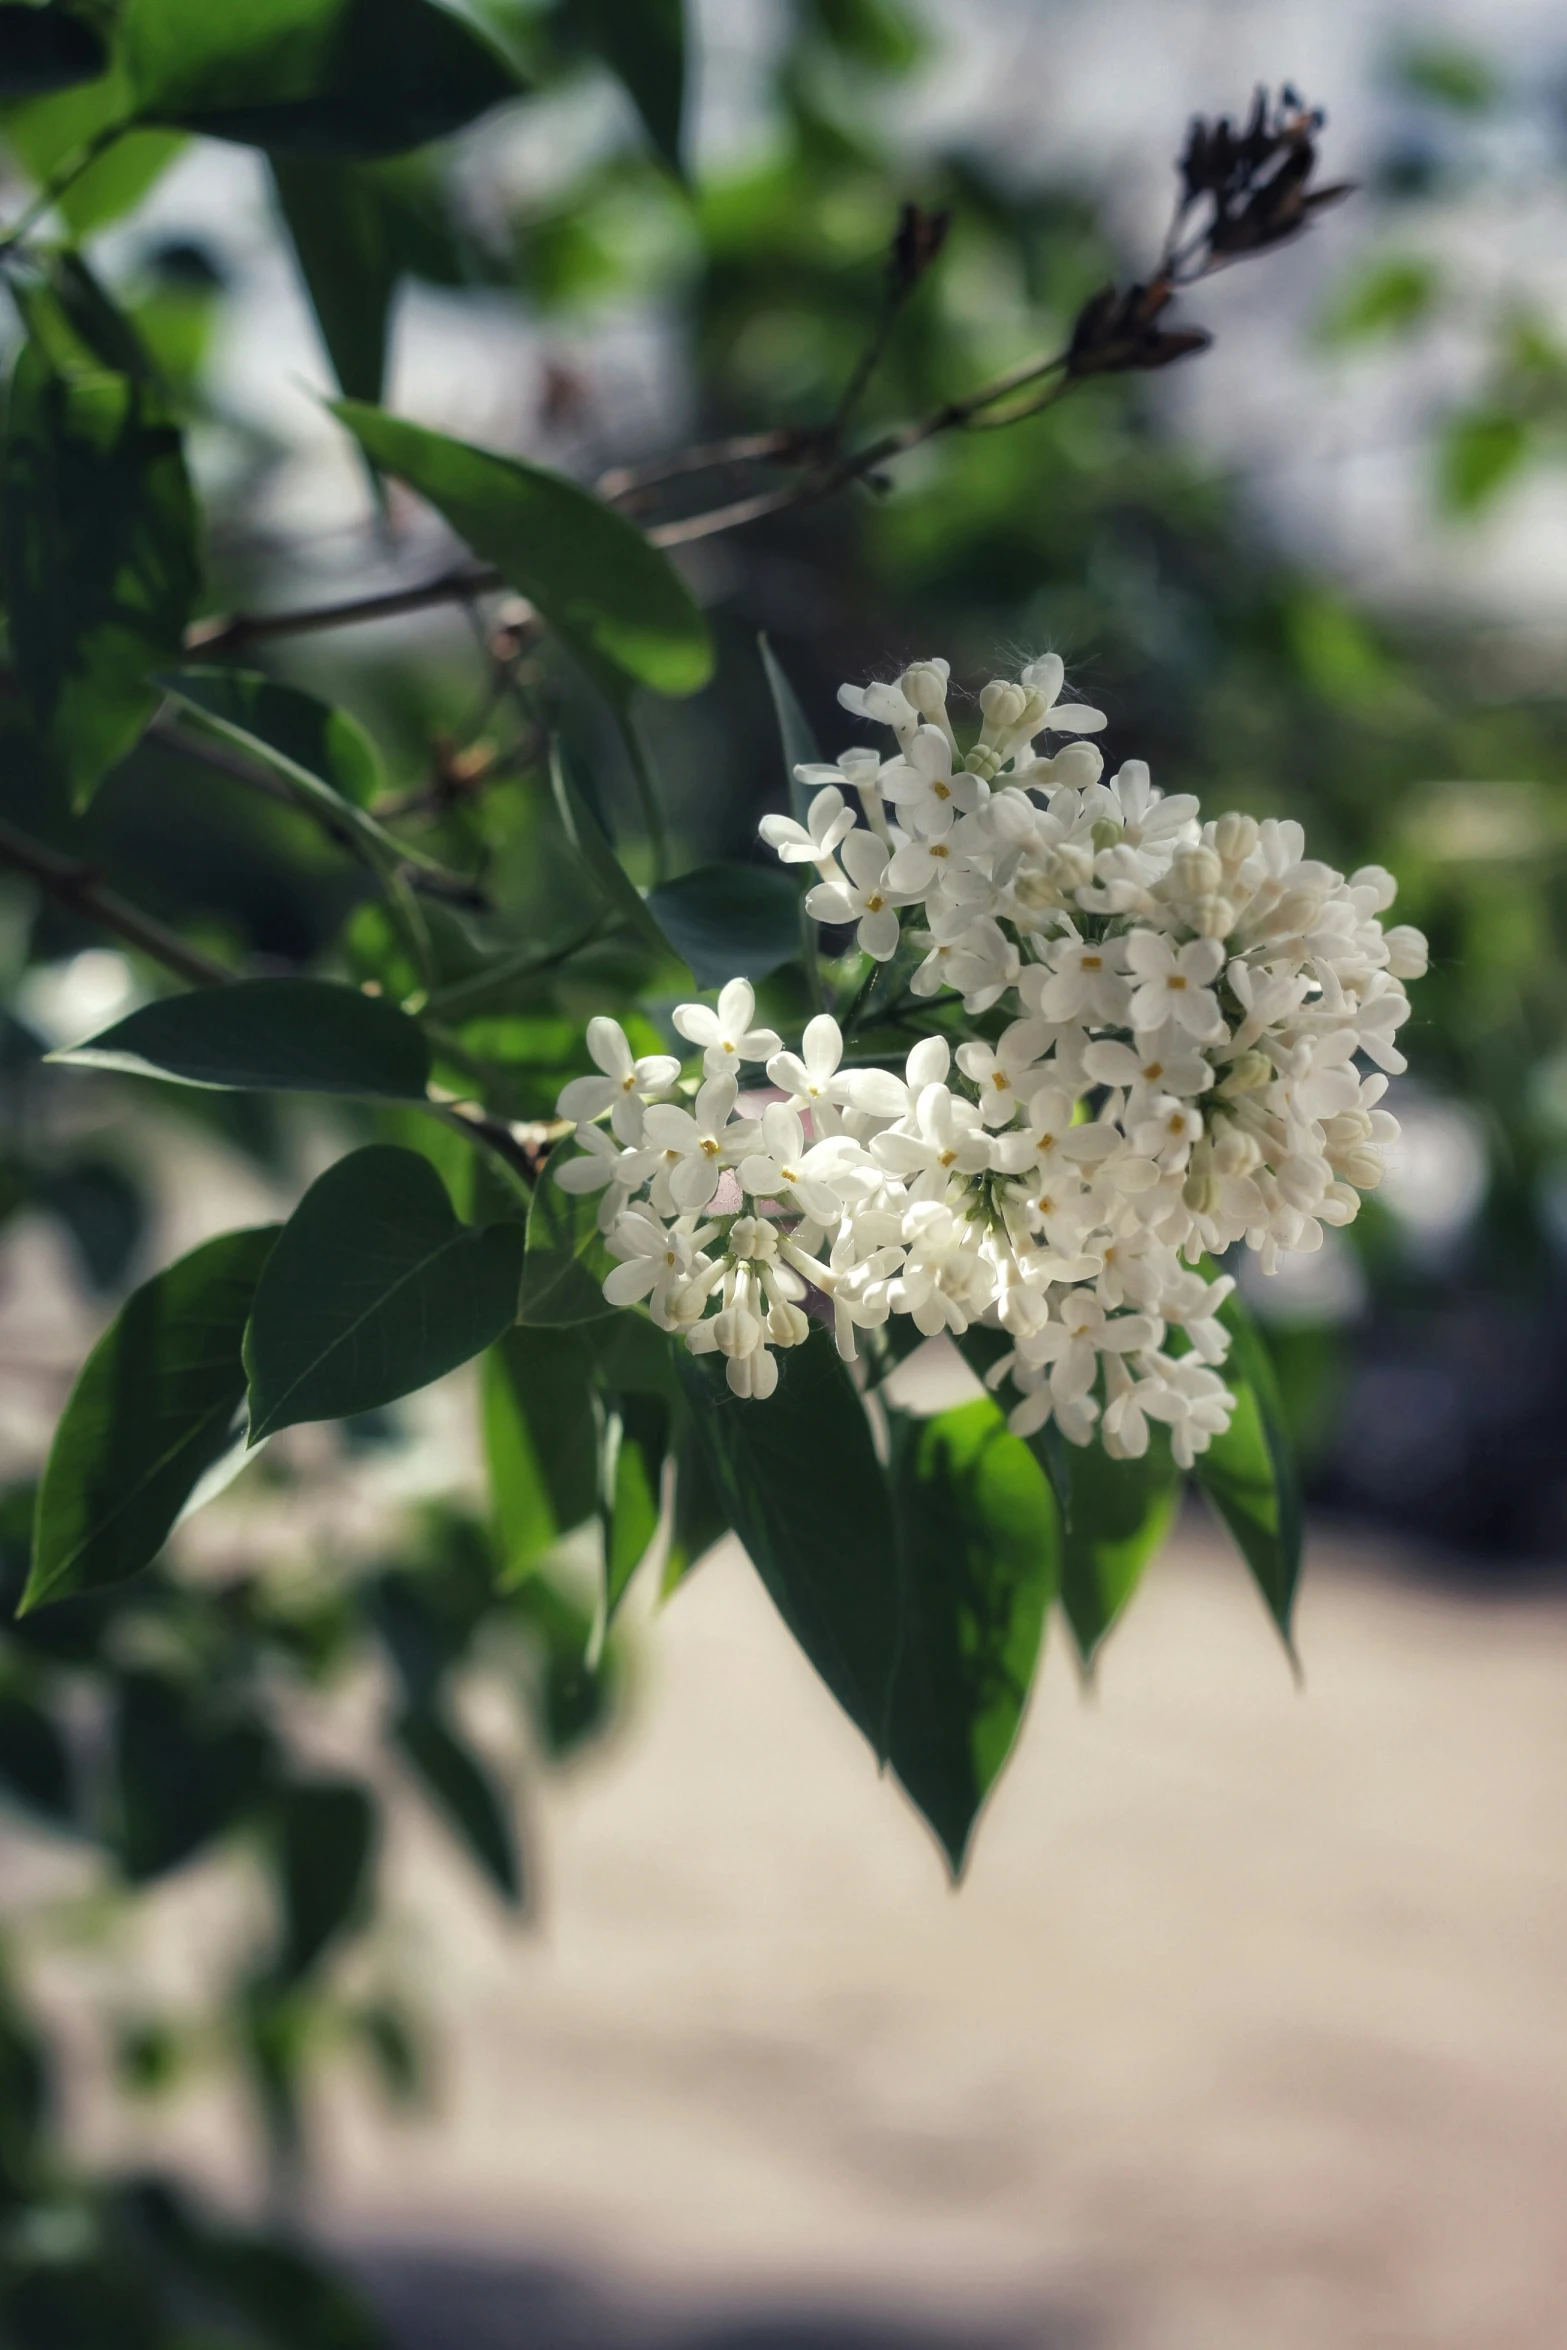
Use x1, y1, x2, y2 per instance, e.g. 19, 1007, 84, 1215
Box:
333, 401, 713, 696
1440, 409, 1529, 512
1056, 1437, 1180, 1669
159, 665, 385, 805
518, 1142, 619, 1328
244, 1145, 524, 1439
600, 1390, 667, 1622
25, 1226, 278, 1613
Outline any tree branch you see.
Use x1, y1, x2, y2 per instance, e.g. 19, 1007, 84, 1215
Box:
0, 814, 235, 987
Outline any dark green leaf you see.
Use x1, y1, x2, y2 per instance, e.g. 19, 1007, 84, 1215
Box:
678, 1329, 901, 1756
0, 5, 105, 96
518, 1142, 619, 1328
271, 155, 397, 404
482, 1323, 599, 1581
1319, 257, 1439, 346
550, 738, 671, 950
600, 1390, 667, 1622
121, 0, 522, 158
333, 401, 713, 696
1194, 1289, 1303, 1646
394, 1704, 521, 1904
272, 1778, 376, 1979
56, 977, 431, 1099
0, 339, 200, 807
758, 631, 822, 828
25, 1226, 278, 1613
114, 1671, 272, 1881
662, 1407, 729, 1594
244, 1145, 524, 1438
888, 1396, 1057, 1877
1057, 1436, 1180, 1669
157, 664, 385, 805
0, 1688, 73, 1825
576, 0, 685, 176
646, 862, 802, 986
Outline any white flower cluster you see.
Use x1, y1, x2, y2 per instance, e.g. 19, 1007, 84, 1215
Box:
552, 654, 1427, 1466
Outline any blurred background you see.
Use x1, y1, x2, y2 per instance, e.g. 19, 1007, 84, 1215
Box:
2, 2, 1566, 2345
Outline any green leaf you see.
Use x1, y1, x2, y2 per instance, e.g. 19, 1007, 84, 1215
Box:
1057, 1437, 1180, 1669
114, 1671, 273, 1882
482, 1323, 599, 1580
1193, 1290, 1303, 1647
1, 72, 185, 237
600, 1390, 667, 1622
157, 665, 385, 805
678, 1329, 902, 1756
576, 0, 685, 177
518, 1142, 619, 1328
953, 1322, 1073, 1518
25, 1226, 278, 1614
272, 1778, 376, 1979
0, 1689, 73, 1825
271, 155, 397, 404
550, 738, 671, 950
758, 631, 822, 827
394, 1704, 521, 1904
662, 1409, 729, 1594
121, 0, 522, 158
1397, 39, 1498, 111
244, 1144, 524, 1439
888, 1396, 1057, 1878
0, 6, 105, 96
56, 977, 432, 1100
1319, 257, 1439, 346
1440, 410, 1529, 512
332, 401, 713, 696
0, 339, 200, 807
645, 862, 801, 986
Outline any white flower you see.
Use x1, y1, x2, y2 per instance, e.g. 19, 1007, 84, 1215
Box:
738, 1103, 858, 1223
759, 783, 855, 869
556, 1015, 680, 1142
805, 829, 904, 960
672, 978, 782, 1078
955, 1018, 1053, 1127
602, 1207, 712, 1322
885, 810, 992, 905
1123, 930, 1227, 1040
1081, 1033, 1213, 1103
880, 726, 987, 838
1035, 925, 1131, 1023
871, 1081, 993, 1197
642, 1074, 751, 1213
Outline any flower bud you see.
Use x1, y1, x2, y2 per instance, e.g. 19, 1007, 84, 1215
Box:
1336, 1144, 1384, 1190
1209, 1121, 1261, 1176
1321, 1180, 1362, 1224
766, 1299, 810, 1348
1213, 812, 1259, 866
1171, 846, 1223, 897
1384, 925, 1428, 980
1190, 893, 1236, 939
965, 742, 1004, 781
979, 679, 1028, 736
1090, 817, 1123, 851
1217, 1050, 1272, 1097
1182, 1170, 1220, 1215
898, 661, 952, 726
1351, 863, 1398, 912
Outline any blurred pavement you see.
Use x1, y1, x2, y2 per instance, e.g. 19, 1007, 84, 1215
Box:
311, 1525, 1567, 2350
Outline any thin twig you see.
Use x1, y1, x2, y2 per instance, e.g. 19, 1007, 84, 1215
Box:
428, 1100, 544, 1188
596, 430, 800, 502
184, 565, 506, 660
0, 121, 127, 259
0, 814, 235, 987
